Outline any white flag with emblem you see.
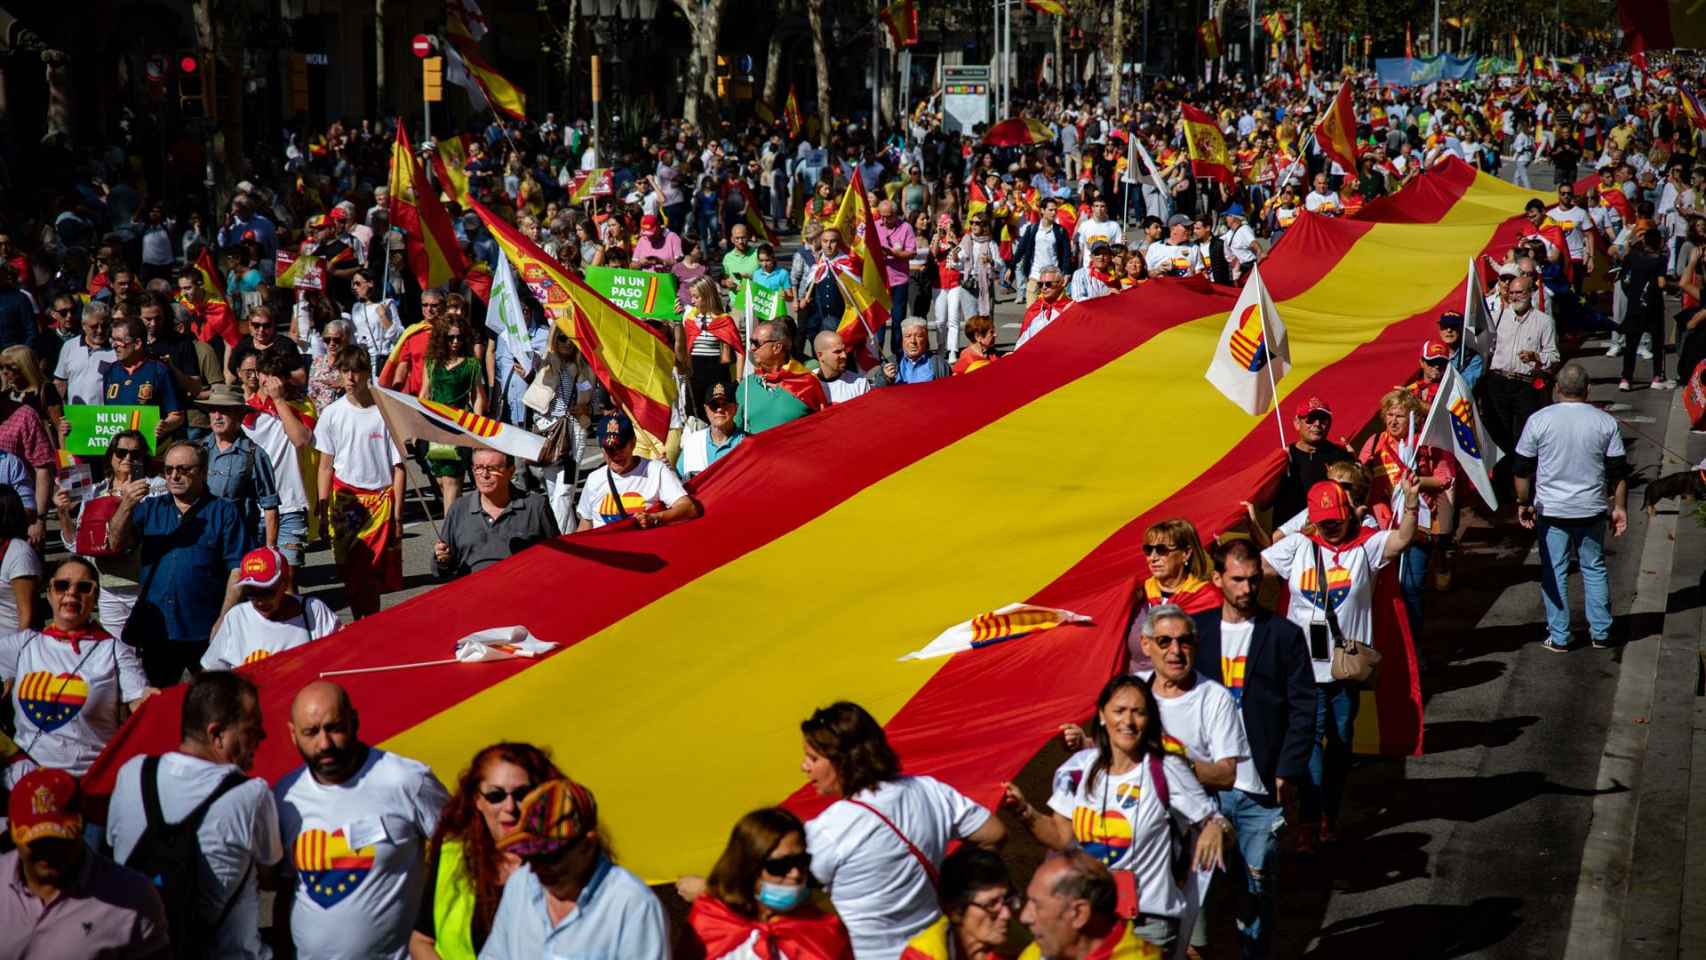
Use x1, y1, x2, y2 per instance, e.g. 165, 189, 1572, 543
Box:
1205, 263, 1291, 415
1461, 258, 1492, 358
487, 252, 535, 377
1419, 361, 1501, 510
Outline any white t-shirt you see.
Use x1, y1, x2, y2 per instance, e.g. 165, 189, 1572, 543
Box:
575, 457, 688, 528
275, 748, 451, 960
1547, 205, 1589, 259
806, 775, 992, 960
313, 397, 402, 491
1515, 401, 1625, 520
1217, 620, 1256, 706
1046, 750, 1214, 919
1305, 190, 1344, 214
108, 752, 284, 960
1154, 674, 1261, 795
1074, 217, 1122, 256
244, 407, 313, 515
0, 627, 148, 788
202, 596, 342, 671
348, 301, 403, 372
1145, 242, 1204, 278
822, 369, 872, 404
1262, 530, 1394, 683
0, 538, 41, 632
54, 338, 118, 406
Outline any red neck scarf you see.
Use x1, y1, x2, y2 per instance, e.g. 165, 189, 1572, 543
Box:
1143, 574, 1223, 613
684, 311, 745, 356
688, 896, 851, 960
43, 623, 113, 656
1090, 267, 1117, 287
244, 393, 318, 431
1019, 295, 1071, 339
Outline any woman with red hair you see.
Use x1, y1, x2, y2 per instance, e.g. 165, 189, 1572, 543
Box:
410, 742, 564, 960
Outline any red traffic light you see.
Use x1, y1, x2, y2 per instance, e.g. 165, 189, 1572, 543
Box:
179, 55, 199, 73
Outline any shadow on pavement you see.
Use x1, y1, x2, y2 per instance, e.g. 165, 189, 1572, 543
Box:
1346, 771, 1625, 838
1306, 895, 1524, 958
1421, 715, 1539, 754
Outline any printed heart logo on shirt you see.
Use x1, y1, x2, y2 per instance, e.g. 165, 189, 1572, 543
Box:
1300, 563, 1352, 613
242, 649, 271, 665
598, 490, 646, 523
17, 671, 88, 733
293, 828, 376, 909
1072, 806, 1132, 866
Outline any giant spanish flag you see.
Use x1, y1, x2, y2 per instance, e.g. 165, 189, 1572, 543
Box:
84, 159, 1546, 883
466, 200, 677, 451
389, 122, 469, 290
828, 170, 893, 360
1315, 80, 1362, 175
1181, 102, 1236, 191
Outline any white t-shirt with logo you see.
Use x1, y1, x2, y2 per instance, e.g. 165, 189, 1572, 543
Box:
1074, 217, 1122, 256
108, 752, 284, 960
275, 748, 450, 960
1046, 750, 1214, 919
1154, 674, 1261, 796
201, 596, 342, 671
0, 628, 148, 788
312, 397, 402, 491
1144, 242, 1204, 278
1305, 190, 1344, 214
1217, 620, 1256, 707
1262, 530, 1394, 683
806, 775, 992, 960
575, 457, 688, 528
1547, 205, 1589, 259
244, 407, 314, 515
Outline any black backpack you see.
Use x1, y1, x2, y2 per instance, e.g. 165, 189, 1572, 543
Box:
123, 756, 251, 957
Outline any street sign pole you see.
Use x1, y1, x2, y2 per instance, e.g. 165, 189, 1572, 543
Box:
591, 55, 602, 167
413, 35, 435, 142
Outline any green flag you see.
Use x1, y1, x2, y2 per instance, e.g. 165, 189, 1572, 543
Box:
733, 279, 787, 322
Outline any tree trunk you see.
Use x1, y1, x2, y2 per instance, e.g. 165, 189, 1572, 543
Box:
559, 0, 578, 90
762, 21, 785, 107
807, 0, 831, 146
375, 0, 386, 114
1053, 15, 1064, 95
672, 0, 726, 128
1106, 0, 1122, 109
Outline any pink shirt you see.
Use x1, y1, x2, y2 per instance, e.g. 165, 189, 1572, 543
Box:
633, 230, 684, 268
0, 849, 168, 960
876, 218, 917, 288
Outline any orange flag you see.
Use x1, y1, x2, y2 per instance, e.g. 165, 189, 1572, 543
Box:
1315, 80, 1361, 175
389, 121, 469, 290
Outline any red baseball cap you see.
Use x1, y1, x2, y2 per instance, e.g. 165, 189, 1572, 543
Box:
1306, 481, 1353, 525
237, 546, 289, 589
640, 214, 659, 231
1294, 396, 1332, 419
1421, 339, 1451, 361
9, 767, 82, 847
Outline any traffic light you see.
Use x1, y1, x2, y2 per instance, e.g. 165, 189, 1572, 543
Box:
176, 51, 208, 118
423, 56, 443, 103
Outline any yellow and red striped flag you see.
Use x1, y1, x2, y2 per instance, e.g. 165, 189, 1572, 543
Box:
827, 169, 893, 363
1315, 80, 1361, 176
784, 85, 803, 139
1682, 88, 1706, 131
567, 168, 613, 205
432, 134, 473, 207
879, 0, 918, 47
468, 199, 678, 452
1180, 103, 1235, 191
1025, 0, 1066, 14
389, 121, 469, 290
371, 385, 545, 462
184, 246, 236, 343
444, 4, 526, 120
724, 178, 775, 245
1200, 20, 1222, 60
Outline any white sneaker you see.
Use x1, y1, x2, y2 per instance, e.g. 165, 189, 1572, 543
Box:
1637, 345, 1654, 360
1619, 379, 1632, 391
1605, 343, 1623, 357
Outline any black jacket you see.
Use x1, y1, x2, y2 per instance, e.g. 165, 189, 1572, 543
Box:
1192, 609, 1316, 801
1013, 221, 1077, 280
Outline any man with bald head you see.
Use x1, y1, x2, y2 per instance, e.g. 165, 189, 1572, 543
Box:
813, 329, 885, 403
273, 681, 450, 960
1019, 850, 1163, 958
876, 198, 917, 355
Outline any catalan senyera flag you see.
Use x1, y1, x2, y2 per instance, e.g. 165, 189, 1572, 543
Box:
1301, 20, 1321, 51
827, 169, 893, 362
1261, 12, 1287, 39
1205, 261, 1291, 415
879, 0, 918, 47
900, 604, 1092, 661
1200, 20, 1221, 60
389, 122, 469, 291
784, 85, 803, 138
83, 158, 1535, 879
1315, 80, 1362, 177
371, 385, 545, 462
1025, 0, 1067, 14
1180, 102, 1235, 191
432, 134, 473, 207
1617, 0, 1706, 52
467, 199, 677, 451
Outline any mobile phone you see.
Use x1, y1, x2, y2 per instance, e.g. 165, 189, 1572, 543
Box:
1309, 622, 1331, 660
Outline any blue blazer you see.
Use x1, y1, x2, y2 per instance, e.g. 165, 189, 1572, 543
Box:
1192, 609, 1317, 800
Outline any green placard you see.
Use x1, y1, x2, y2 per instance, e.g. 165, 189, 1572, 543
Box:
583, 266, 680, 321
64, 405, 161, 457
733, 279, 787, 321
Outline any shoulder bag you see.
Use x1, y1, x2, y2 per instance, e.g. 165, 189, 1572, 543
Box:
1315, 540, 1382, 685
845, 797, 939, 888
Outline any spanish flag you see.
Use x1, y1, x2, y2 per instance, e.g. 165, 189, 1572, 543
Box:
1682, 88, 1706, 131
1315, 80, 1362, 176
443, 5, 526, 121
468, 199, 678, 453
827, 170, 893, 363
186, 247, 238, 347
1025, 0, 1067, 14
784, 85, 803, 139
432, 134, 473, 208
722, 178, 775, 246
879, 0, 918, 47
1180, 102, 1235, 191
389, 122, 468, 291
1199, 20, 1221, 60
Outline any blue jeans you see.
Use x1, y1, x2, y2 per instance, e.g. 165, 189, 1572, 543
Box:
1537, 517, 1612, 644
1397, 541, 1430, 637
275, 509, 309, 568
1303, 681, 1358, 823
1218, 790, 1285, 960
887, 280, 910, 355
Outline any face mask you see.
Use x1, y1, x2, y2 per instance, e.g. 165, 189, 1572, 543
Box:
756, 881, 807, 913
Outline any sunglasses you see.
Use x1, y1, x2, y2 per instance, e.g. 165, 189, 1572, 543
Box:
750, 338, 780, 348
111, 447, 146, 460
480, 785, 536, 806
762, 853, 812, 876
51, 578, 97, 596
706, 397, 735, 410
1142, 543, 1180, 556
1424, 358, 1449, 368
162, 464, 200, 476
323, 337, 346, 346
250, 322, 274, 330
1149, 634, 1197, 649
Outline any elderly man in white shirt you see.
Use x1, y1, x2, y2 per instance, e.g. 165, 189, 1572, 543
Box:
1223, 205, 1258, 281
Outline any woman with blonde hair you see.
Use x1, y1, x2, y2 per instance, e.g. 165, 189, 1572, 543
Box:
1358, 387, 1455, 634
682, 276, 743, 403
1126, 518, 1221, 673
1, 343, 61, 432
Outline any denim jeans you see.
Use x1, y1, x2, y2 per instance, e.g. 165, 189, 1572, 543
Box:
275, 509, 309, 568
887, 280, 910, 355
1302, 681, 1358, 822
1397, 540, 1430, 637
1218, 790, 1286, 960
1536, 517, 1612, 644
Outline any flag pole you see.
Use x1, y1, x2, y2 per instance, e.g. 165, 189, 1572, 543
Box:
1255, 268, 1288, 452
1277, 129, 1315, 193
741, 278, 753, 433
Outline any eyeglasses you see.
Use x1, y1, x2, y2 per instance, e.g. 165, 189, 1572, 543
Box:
761, 853, 812, 877
49, 307, 72, 315
111, 446, 146, 461
967, 892, 1022, 914
112, 336, 139, 346
1149, 634, 1198, 649
480, 785, 536, 806
1142, 543, 1181, 556
471, 464, 510, 476
51, 578, 96, 596
162, 464, 200, 476
250, 322, 274, 330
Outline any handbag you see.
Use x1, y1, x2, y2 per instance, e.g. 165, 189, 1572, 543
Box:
1315, 540, 1382, 685
533, 415, 574, 465
75, 497, 124, 557
1111, 752, 1189, 920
